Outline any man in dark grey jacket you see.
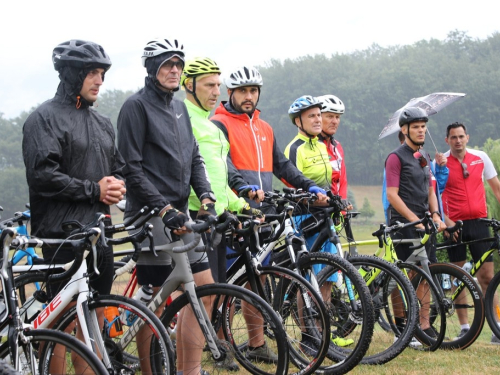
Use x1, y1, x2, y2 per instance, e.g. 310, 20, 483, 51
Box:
117, 38, 216, 375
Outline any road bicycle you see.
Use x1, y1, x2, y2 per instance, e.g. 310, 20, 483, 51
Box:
343, 213, 485, 350
10, 213, 173, 374
113, 211, 290, 375
0, 226, 109, 375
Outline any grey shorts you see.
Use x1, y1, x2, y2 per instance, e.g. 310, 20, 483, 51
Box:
130, 215, 209, 266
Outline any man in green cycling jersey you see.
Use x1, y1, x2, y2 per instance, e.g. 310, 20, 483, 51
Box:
285, 95, 354, 352
181, 57, 264, 371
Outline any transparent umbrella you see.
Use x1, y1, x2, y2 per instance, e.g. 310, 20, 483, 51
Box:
378, 92, 467, 150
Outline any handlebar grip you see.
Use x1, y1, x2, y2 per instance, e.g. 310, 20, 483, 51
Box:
115, 258, 137, 276
172, 233, 202, 253
184, 219, 213, 234
446, 220, 463, 234
48, 249, 85, 282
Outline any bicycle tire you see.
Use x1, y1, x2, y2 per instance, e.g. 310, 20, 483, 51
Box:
345, 256, 419, 363
297, 252, 375, 374
425, 262, 485, 349
0, 328, 108, 375
0, 360, 19, 375
233, 265, 330, 375
396, 261, 446, 351
13, 273, 174, 375
161, 283, 289, 375
485, 269, 500, 341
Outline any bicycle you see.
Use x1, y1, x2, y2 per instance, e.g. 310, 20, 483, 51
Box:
113, 211, 290, 375
344, 212, 485, 350
435, 217, 500, 345
281, 194, 420, 364
242, 189, 375, 374
0, 226, 108, 375
10, 213, 173, 374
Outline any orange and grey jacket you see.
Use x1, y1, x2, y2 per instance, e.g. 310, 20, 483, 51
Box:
211, 101, 315, 209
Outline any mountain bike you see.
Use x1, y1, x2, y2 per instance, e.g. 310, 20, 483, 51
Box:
344, 213, 485, 350
284, 194, 419, 364
0, 227, 108, 375
436, 217, 500, 345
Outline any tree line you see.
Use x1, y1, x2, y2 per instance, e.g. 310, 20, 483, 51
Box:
2, 30, 500, 218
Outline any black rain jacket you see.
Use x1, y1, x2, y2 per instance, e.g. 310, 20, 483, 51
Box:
22, 80, 125, 239
117, 77, 211, 214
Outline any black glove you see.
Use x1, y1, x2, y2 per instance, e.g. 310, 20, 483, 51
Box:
241, 203, 264, 218
237, 185, 260, 198
162, 208, 188, 230
197, 203, 217, 220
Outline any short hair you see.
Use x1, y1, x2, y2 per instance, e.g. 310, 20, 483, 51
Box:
446, 122, 467, 138
398, 131, 405, 143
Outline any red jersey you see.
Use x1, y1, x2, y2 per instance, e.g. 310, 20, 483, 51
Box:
442, 149, 497, 221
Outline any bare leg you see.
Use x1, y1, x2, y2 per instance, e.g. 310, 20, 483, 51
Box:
177, 269, 214, 375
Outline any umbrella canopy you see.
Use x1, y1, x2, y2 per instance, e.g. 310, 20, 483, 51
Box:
378, 92, 466, 140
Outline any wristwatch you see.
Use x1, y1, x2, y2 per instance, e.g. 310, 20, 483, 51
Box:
199, 191, 217, 202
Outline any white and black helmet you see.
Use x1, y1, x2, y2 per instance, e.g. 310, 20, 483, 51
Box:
316, 94, 345, 114
141, 38, 184, 67
224, 66, 263, 89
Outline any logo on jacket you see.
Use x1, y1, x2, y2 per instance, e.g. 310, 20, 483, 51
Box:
262, 137, 266, 141
176, 113, 183, 119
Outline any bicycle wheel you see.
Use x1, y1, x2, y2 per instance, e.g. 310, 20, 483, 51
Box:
485, 269, 500, 341
161, 283, 289, 375
397, 262, 446, 351
0, 359, 19, 375
0, 328, 108, 375
52, 294, 173, 375
345, 256, 419, 364
233, 265, 330, 375
426, 262, 484, 349
297, 252, 375, 374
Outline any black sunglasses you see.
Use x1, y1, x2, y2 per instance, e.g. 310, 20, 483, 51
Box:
414, 151, 428, 168
461, 162, 470, 179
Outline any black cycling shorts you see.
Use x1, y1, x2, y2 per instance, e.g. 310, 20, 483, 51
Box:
446, 218, 493, 263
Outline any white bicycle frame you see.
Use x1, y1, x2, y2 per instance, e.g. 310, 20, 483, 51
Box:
11, 230, 114, 369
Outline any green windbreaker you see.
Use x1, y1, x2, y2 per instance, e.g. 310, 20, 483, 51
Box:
186, 99, 247, 214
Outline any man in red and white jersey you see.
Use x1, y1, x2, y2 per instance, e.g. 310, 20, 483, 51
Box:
442, 122, 500, 342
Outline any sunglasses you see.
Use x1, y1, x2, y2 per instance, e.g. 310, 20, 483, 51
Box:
461, 162, 470, 179
413, 151, 428, 168
161, 60, 184, 70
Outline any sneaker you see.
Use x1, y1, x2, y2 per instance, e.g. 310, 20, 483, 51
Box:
331, 334, 354, 347
491, 334, 500, 345
394, 335, 422, 349
455, 328, 469, 339
300, 335, 318, 357
214, 356, 239, 372
246, 342, 279, 364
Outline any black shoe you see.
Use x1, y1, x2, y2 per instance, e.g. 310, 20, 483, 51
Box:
423, 326, 438, 339
300, 335, 318, 357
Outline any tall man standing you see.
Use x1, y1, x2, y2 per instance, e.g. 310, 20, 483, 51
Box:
385, 107, 446, 345
117, 38, 216, 375
442, 122, 500, 343
23, 39, 126, 373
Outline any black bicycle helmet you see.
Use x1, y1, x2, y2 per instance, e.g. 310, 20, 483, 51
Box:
52, 40, 112, 72
399, 107, 428, 127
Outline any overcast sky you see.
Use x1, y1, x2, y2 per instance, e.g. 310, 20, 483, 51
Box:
1, 0, 498, 119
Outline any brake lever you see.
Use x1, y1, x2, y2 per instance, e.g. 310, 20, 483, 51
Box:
148, 229, 157, 257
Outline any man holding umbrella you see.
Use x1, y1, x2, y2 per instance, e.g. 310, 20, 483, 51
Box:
385, 107, 447, 344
